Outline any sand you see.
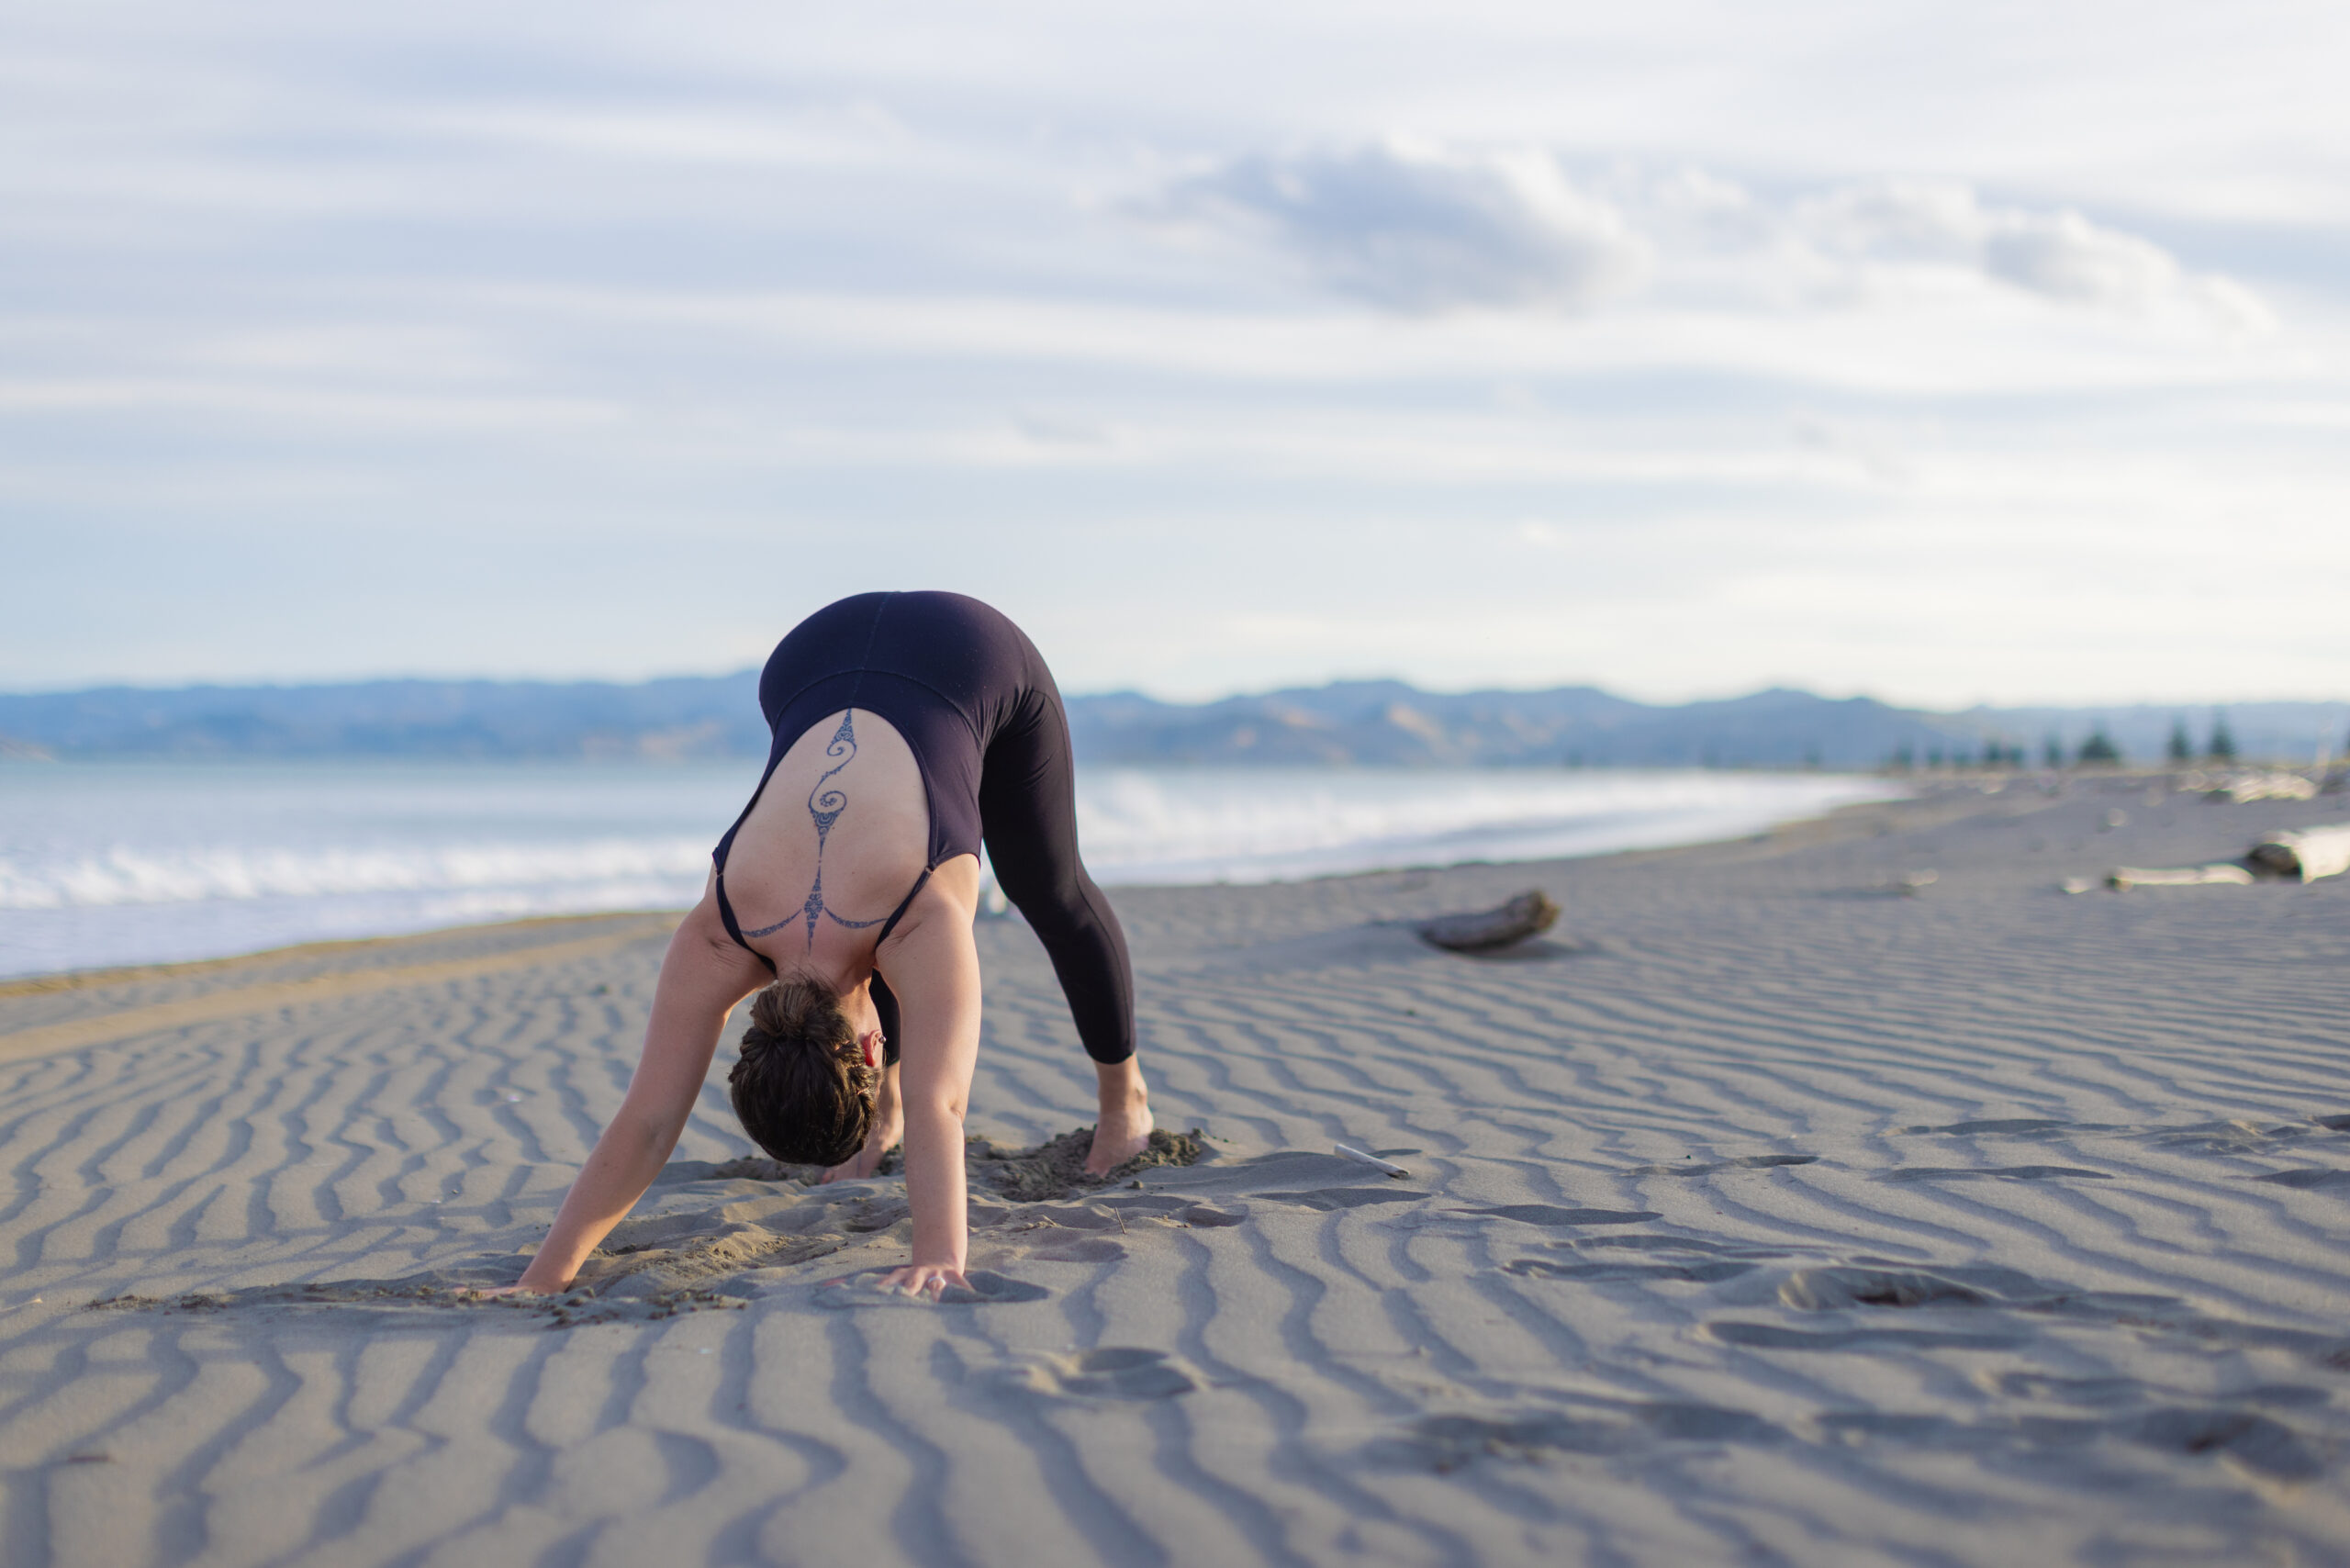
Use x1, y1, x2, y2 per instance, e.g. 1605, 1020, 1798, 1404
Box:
4, 776, 2349, 1566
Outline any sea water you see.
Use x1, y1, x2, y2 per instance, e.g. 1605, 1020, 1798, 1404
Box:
0, 761, 1902, 979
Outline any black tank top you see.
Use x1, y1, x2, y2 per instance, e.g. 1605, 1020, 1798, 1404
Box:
710, 591, 1057, 969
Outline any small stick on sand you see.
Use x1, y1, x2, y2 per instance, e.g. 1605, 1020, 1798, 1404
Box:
1335, 1145, 1409, 1179
1415, 890, 1559, 952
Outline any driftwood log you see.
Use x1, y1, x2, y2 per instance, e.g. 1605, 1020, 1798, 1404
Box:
2106, 864, 2254, 890
2246, 823, 2350, 883
1415, 890, 1560, 952
2200, 770, 2319, 803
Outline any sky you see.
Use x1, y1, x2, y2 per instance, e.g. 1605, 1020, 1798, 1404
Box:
3, 1, 2346, 707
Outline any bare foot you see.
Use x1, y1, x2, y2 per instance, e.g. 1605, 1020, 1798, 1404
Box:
1085, 1059, 1154, 1175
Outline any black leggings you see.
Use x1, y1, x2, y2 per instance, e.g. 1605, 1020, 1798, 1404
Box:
867, 709, 1135, 1065
716, 591, 1136, 1066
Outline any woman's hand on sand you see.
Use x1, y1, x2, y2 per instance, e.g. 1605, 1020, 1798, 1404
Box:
822, 1262, 968, 1300
878, 1263, 969, 1299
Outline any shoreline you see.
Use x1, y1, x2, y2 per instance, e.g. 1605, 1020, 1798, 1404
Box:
0, 761, 1904, 986
0, 775, 1927, 997
0, 785, 1949, 1052
0, 770, 2321, 1060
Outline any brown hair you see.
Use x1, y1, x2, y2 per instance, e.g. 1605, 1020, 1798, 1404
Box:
727, 977, 877, 1167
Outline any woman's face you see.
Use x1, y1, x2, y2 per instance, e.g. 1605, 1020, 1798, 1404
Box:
843, 980, 886, 1067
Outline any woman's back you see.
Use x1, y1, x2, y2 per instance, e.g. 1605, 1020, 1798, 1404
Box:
720, 706, 937, 975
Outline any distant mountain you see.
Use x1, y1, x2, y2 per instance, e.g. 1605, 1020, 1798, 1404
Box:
1069, 684, 2345, 768
0, 675, 766, 762
0, 674, 2340, 769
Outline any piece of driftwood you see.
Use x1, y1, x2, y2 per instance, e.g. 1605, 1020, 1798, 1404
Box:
1416, 890, 1560, 952
2246, 823, 2350, 883
2106, 864, 2255, 890
2201, 770, 2319, 803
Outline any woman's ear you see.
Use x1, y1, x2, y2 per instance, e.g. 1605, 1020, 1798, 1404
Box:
857, 1029, 886, 1070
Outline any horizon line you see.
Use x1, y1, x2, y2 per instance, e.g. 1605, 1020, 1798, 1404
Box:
1, 669, 2344, 717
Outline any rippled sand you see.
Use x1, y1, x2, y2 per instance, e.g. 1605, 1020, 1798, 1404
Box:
4, 779, 2349, 1566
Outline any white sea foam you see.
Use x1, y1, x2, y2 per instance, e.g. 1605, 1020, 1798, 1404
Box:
1076, 767, 1899, 884
0, 761, 1901, 978
0, 839, 713, 911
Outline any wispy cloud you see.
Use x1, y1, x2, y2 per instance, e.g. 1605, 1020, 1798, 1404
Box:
1159, 146, 2272, 334
1161, 139, 1652, 311
1793, 179, 2272, 330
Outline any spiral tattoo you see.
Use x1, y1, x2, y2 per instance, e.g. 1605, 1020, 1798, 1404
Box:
742, 709, 891, 947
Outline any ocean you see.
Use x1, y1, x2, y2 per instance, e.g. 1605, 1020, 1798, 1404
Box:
0, 761, 1903, 979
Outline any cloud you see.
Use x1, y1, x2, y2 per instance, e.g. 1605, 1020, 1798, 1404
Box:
1794, 177, 2268, 327
1167, 150, 2270, 332
1165, 139, 1651, 311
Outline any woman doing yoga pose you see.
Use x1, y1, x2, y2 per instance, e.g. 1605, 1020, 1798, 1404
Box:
505, 591, 1150, 1299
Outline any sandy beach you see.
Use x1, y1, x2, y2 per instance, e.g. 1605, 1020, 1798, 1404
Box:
4, 776, 2348, 1566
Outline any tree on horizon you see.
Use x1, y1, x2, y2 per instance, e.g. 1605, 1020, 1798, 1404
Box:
2208, 712, 2237, 761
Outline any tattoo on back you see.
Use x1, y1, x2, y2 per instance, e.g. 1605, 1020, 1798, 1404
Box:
742, 709, 890, 947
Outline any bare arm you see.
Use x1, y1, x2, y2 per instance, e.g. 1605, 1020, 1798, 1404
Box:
867, 860, 983, 1296
512, 883, 769, 1293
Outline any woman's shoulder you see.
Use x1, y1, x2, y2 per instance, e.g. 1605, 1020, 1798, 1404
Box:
876, 856, 983, 953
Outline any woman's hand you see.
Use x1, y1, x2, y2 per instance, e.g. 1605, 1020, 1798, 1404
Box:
870, 883, 983, 1305
520, 890, 767, 1289
832, 1262, 968, 1301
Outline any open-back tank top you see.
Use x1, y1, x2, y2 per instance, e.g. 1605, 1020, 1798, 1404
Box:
709, 590, 1057, 971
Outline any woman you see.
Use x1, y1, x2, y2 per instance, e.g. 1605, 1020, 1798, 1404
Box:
506, 591, 1151, 1300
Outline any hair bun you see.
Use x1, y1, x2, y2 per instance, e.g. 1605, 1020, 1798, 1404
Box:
746, 977, 830, 1047
727, 976, 877, 1166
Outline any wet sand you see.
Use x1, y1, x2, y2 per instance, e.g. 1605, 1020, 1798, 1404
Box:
4, 778, 2349, 1565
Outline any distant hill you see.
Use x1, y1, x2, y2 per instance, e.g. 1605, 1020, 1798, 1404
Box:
1068, 684, 2344, 768
0, 675, 767, 762
0, 675, 2340, 770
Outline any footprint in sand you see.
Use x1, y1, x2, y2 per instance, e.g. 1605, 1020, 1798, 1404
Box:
1778, 1263, 2181, 1317
1777, 1266, 2003, 1310
990, 1347, 1198, 1401
1371, 1402, 1785, 1473
2121, 1408, 2324, 1482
